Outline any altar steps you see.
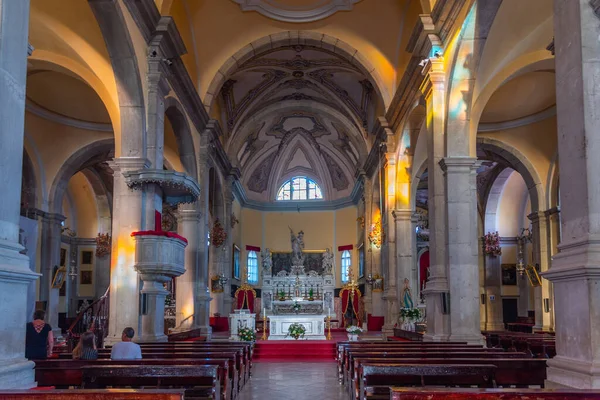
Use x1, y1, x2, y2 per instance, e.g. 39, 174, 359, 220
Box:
253, 340, 336, 361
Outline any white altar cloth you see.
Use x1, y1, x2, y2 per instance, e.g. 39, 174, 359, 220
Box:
267, 314, 326, 340
229, 310, 255, 341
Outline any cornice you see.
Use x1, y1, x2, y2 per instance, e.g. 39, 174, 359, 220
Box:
26, 100, 113, 132
477, 106, 556, 133
232, 0, 361, 23
122, 0, 161, 43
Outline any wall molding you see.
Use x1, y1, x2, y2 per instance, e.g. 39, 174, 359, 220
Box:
232, 0, 361, 23
477, 106, 556, 133
26, 100, 113, 132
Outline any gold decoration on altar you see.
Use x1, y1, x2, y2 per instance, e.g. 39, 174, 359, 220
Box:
234, 283, 257, 299
368, 217, 383, 248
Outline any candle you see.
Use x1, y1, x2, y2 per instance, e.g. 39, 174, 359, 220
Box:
328, 307, 331, 318
263, 307, 266, 317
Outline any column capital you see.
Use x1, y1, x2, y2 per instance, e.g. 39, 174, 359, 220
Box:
439, 157, 480, 173
392, 209, 413, 221
178, 208, 201, 223
527, 210, 548, 223
109, 157, 151, 172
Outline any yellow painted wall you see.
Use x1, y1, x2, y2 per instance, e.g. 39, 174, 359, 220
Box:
67, 172, 99, 238
240, 205, 358, 287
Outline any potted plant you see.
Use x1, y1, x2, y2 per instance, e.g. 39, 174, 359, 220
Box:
308, 288, 314, 301
278, 290, 286, 301
286, 322, 306, 340
399, 308, 421, 331
237, 326, 256, 342
346, 325, 363, 341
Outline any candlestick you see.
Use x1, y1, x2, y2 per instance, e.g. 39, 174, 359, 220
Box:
326, 315, 332, 340
261, 313, 268, 341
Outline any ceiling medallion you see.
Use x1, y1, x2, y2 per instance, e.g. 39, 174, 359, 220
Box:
232, 0, 361, 23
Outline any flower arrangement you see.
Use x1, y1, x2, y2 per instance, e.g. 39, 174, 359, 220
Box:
399, 307, 421, 321
95, 233, 111, 257
483, 231, 502, 257
237, 326, 256, 342
346, 325, 363, 335
286, 322, 306, 340
211, 219, 227, 248
292, 301, 302, 314
368, 218, 384, 249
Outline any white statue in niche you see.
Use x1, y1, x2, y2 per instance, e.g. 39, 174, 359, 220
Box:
322, 248, 334, 275
289, 227, 305, 266
261, 248, 272, 275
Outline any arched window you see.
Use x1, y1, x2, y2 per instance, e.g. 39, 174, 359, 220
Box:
276, 177, 323, 201
341, 250, 351, 283
247, 251, 258, 284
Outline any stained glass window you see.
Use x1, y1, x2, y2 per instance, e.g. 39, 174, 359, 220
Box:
276, 177, 323, 201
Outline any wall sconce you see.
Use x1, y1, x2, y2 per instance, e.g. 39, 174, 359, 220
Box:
543, 298, 550, 313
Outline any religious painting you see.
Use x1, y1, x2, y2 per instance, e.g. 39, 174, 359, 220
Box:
232, 244, 241, 280
501, 264, 517, 285
358, 243, 365, 278
51, 266, 66, 289
81, 250, 93, 265
211, 275, 224, 293
271, 251, 325, 275
526, 264, 542, 287
80, 270, 92, 285
60, 248, 67, 267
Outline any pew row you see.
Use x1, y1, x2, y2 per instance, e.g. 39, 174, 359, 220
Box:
81, 365, 220, 400
35, 358, 235, 400
0, 389, 185, 400
389, 387, 600, 400
358, 363, 497, 400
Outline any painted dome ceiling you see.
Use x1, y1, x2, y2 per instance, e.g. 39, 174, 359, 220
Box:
217, 45, 384, 203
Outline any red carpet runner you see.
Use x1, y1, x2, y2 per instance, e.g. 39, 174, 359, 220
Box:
253, 340, 337, 361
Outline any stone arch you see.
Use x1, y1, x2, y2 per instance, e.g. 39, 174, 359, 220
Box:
547, 151, 559, 209
203, 31, 392, 111
80, 168, 113, 232
409, 159, 428, 211
164, 97, 198, 179
48, 139, 115, 215
400, 100, 427, 155
21, 149, 38, 212
444, 0, 504, 156
477, 137, 544, 212
483, 167, 513, 231
88, 0, 146, 157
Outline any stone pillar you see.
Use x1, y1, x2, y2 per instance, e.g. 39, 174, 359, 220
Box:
528, 211, 551, 330
484, 254, 504, 331
395, 209, 415, 307
441, 157, 483, 344
222, 176, 235, 314
410, 213, 420, 301
105, 158, 147, 345
138, 277, 169, 342
175, 204, 200, 330
0, 0, 39, 387
362, 177, 373, 318
38, 213, 65, 337
382, 153, 398, 337
420, 56, 450, 341
544, 0, 600, 388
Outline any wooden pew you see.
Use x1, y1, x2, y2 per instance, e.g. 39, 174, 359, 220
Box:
81, 365, 220, 400
0, 389, 184, 400
358, 363, 496, 400
337, 341, 469, 360
351, 357, 546, 394
343, 351, 525, 385
34, 358, 235, 400
389, 387, 600, 399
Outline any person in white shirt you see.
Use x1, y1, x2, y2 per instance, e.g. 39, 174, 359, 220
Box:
110, 327, 142, 360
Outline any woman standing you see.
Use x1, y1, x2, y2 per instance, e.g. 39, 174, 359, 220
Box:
25, 310, 54, 360
72, 331, 98, 360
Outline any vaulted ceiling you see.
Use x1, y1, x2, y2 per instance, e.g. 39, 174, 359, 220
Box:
218, 45, 384, 203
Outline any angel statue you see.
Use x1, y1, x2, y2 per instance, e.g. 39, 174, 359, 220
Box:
289, 227, 305, 266
322, 248, 334, 275
402, 278, 414, 309
261, 248, 272, 275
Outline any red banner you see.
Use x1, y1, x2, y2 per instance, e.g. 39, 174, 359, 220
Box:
246, 245, 261, 252
338, 244, 353, 251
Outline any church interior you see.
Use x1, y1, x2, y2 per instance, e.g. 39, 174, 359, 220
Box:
1, 0, 599, 397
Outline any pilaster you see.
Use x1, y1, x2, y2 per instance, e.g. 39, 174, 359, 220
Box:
528, 211, 551, 330
174, 204, 200, 331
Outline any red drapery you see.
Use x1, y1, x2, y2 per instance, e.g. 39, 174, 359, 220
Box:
338, 244, 353, 251
246, 245, 261, 252
340, 286, 361, 327
234, 284, 256, 314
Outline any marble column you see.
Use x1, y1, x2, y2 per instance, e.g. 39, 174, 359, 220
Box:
395, 209, 415, 307
528, 211, 551, 330
421, 56, 450, 341
410, 213, 420, 302
38, 213, 65, 337
105, 158, 147, 345
382, 154, 398, 336
222, 176, 235, 314
544, 0, 600, 388
484, 254, 504, 331
441, 157, 483, 345
0, 0, 39, 387
175, 204, 200, 330
362, 177, 373, 318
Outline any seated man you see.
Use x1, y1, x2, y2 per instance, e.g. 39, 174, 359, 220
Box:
110, 327, 142, 360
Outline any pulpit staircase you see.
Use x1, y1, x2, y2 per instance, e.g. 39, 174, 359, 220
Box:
66, 288, 109, 349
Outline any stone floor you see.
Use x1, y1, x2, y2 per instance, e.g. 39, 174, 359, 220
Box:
238, 362, 347, 400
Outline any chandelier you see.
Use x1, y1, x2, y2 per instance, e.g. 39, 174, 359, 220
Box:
516, 227, 532, 276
